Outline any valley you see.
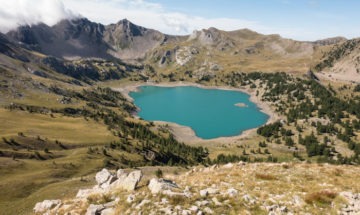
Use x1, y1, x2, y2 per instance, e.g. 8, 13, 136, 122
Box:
0, 16, 359, 214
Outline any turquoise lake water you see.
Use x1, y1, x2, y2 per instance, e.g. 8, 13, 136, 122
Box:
129, 86, 269, 139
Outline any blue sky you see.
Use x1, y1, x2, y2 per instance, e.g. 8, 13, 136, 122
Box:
143, 0, 360, 40
1, 0, 359, 41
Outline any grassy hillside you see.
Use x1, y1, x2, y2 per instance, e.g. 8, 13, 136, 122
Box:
45, 162, 360, 214
0, 27, 359, 214
0, 45, 209, 214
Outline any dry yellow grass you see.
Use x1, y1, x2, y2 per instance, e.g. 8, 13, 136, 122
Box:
51, 162, 360, 214
0, 108, 117, 145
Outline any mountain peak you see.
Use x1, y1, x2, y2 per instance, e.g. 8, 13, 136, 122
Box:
313, 36, 347, 46
116, 18, 131, 24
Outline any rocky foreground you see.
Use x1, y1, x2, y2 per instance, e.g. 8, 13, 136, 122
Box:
33, 162, 360, 215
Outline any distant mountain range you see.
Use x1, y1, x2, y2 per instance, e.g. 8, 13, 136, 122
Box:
1, 17, 360, 81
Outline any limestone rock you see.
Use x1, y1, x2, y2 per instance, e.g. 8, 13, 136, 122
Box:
189, 205, 199, 212
199, 189, 208, 197
110, 170, 142, 191
204, 207, 214, 214
223, 163, 234, 169
199, 188, 219, 197
242, 194, 257, 204
116, 169, 126, 178
227, 188, 238, 197
196, 200, 210, 207
127, 194, 135, 203
212, 197, 222, 206
96, 168, 112, 185
237, 161, 246, 166
86, 204, 105, 215
76, 188, 100, 199
100, 175, 117, 189
33, 199, 61, 213
148, 178, 179, 194
182, 209, 192, 215
339, 192, 360, 214
101, 208, 115, 215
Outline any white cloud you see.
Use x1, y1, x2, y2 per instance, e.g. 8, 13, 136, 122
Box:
0, 0, 74, 32
62, 0, 261, 35
0, 0, 352, 40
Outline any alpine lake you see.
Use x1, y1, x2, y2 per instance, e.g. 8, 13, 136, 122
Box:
129, 86, 269, 140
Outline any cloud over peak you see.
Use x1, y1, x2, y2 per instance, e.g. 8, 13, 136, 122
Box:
0, 0, 75, 32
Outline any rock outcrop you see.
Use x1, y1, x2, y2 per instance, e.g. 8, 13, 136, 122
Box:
148, 178, 179, 194
339, 192, 360, 214
34, 168, 142, 214
33, 199, 61, 214
34, 163, 360, 214
110, 169, 142, 191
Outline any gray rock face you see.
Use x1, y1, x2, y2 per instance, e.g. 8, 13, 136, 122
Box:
199, 188, 219, 197
116, 169, 125, 178
227, 188, 238, 197
96, 168, 113, 185
148, 178, 179, 194
33, 199, 61, 213
110, 170, 142, 191
340, 192, 360, 214
86, 204, 106, 215
101, 208, 115, 215
7, 18, 171, 60
100, 175, 117, 189
76, 188, 99, 199
127, 194, 136, 203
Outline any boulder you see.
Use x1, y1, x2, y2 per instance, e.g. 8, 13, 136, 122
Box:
339, 192, 360, 214
110, 170, 142, 191
100, 175, 117, 189
76, 188, 101, 199
148, 178, 179, 194
196, 200, 210, 207
237, 161, 246, 166
223, 163, 234, 169
199, 189, 208, 197
227, 188, 238, 197
182, 209, 192, 215
189, 205, 199, 212
101, 208, 115, 215
204, 207, 214, 214
96, 169, 112, 185
163, 189, 189, 197
85, 204, 105, 215
34, 199, 61, 213
212, 197, 222, 206
242, 194, 257, 204
127, 194, 135, 203
199, 188, 219, 197
116, 169, 126, 178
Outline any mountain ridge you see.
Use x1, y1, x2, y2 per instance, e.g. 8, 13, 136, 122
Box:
5, 17, 355, 77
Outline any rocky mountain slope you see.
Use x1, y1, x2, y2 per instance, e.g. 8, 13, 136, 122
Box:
6, 18, 177, 60
6, 17, 350, 76
147, 27, 318, 78
34, 162, 360, 215
314, 38, 360, 82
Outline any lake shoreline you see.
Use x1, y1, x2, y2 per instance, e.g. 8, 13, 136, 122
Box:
113, 81, 280, 144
